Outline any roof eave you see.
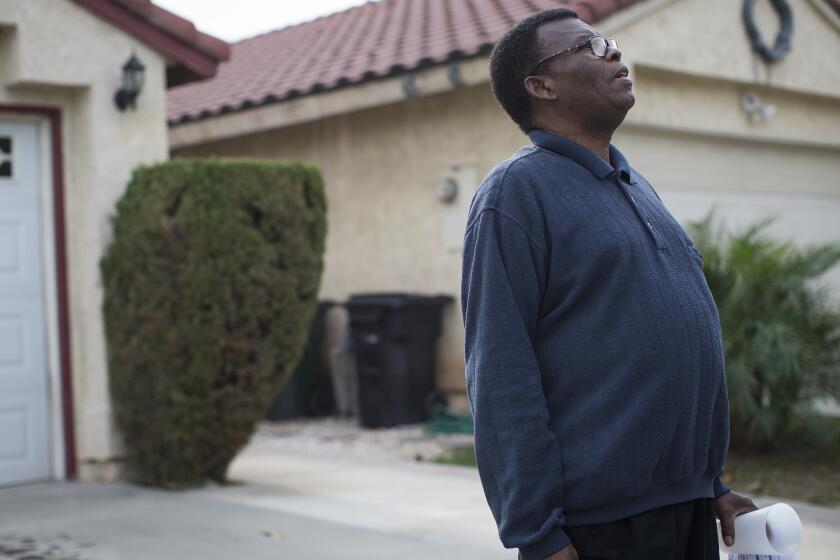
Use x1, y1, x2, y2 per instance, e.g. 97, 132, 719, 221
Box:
71, 0, 230, 87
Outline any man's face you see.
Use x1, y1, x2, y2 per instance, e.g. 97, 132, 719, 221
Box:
532, 18, 635, 122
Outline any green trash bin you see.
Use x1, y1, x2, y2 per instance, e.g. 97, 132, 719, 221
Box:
265, 300, 335, 420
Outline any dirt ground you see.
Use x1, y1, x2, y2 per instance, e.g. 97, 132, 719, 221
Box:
256, 415, 474, 463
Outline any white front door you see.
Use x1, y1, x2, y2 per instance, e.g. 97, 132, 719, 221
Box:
0, 119, 52, 486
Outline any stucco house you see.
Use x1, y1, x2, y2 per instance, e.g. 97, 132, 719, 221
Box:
0, 0, 227, 485
168, 0, 840, 414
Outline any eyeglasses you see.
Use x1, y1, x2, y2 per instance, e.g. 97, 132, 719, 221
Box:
529, 36, 618, 75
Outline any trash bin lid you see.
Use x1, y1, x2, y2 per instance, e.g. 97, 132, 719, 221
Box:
346, 292, 454, 308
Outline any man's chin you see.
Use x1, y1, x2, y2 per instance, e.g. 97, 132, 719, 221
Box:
606, 95, 635, 130
613, 93, 635, 118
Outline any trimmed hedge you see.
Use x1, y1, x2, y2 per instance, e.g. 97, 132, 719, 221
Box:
101, 159, 327, 488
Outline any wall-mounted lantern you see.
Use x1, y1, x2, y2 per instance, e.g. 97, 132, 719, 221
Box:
114, 54, 145, 111
437, 176, 459, 204
741, 93, 777, 124
438, 164, 478, 252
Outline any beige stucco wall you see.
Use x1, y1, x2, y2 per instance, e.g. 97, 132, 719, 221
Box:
171, 0, 840, 407
619, 0, 840, 100
0, 0, 170, 480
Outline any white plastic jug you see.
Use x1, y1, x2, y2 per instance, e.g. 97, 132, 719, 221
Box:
717, 503, 802, 559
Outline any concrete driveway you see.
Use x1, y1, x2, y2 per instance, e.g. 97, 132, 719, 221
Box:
0, 475, 506, 560
0, 432, 508, 560
1, 426, 839, 559
224, 435, 840, 559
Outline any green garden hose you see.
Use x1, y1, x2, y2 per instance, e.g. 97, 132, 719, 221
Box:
423, 402, 474, 435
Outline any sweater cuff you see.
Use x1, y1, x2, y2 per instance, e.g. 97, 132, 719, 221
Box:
713, 476, 731, 498
518, 526, 571, 560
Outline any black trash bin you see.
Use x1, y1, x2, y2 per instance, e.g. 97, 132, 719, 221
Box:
346, 293, 453, 428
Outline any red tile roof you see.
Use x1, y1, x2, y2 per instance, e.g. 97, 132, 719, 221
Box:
167, 0, 643, 125
72, 0, 230, 87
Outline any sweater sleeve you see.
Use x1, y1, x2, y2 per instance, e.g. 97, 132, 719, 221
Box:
461, 208, 571, 560
714, 476, 731, 498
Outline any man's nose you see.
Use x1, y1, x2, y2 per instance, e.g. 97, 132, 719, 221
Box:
605, 45, 622, 61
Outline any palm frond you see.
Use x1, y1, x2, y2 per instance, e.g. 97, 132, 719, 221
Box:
687, 213, 840, 449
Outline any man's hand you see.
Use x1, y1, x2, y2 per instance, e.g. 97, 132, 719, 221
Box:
545, 543, 579, 560
714, 490, 758, 547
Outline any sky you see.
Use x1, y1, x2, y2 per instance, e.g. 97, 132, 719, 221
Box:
153, 0, 376, 42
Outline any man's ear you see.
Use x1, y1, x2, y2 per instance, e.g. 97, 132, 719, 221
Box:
524, 75, 558, 101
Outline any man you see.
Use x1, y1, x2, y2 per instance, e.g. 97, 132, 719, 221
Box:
460, 8, 757, 560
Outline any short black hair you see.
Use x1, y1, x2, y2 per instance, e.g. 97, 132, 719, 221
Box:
489, 8, 579, 133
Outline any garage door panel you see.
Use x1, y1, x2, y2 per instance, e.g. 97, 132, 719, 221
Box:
0, 403, 29, 460
0, 302, 47, 390
0, 219, 21, 272
0, 124, 38, 205
0, 395, 50, 485
661, 191, 840, 294
0, 312, 28, 370
0, 211, 43, 297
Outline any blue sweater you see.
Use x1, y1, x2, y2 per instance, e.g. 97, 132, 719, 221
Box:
460, 130, 731, 560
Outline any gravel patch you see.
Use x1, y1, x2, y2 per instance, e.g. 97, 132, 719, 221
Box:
252, 416, 474, 463
0, 532, 96, 560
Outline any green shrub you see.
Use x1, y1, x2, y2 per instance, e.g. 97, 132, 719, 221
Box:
688, 211, 840, 450
100, 159, 327, 488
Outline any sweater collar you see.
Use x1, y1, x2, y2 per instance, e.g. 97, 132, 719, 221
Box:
528, 128, 632, 181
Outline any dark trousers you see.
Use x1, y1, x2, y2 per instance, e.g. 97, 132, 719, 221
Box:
561, 498, 720, 560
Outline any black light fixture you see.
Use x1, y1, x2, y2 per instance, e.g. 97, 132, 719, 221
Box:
114, 53, 145, 111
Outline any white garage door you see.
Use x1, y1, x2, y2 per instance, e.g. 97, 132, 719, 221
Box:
0, 120, 52, 486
